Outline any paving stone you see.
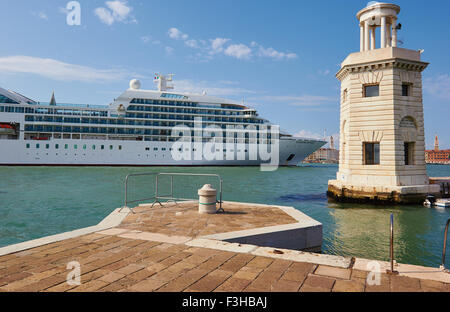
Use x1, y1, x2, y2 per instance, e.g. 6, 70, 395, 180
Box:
116, 264, 145, 275
314, 265, 351, 280
390, 275, 422, 292
332, 279, 365, 292
419, 279, 446, 292
128, 278, 167, 292
214, 278, 252, 292
99, 272, 125, 283
233, 267, 263, 280
270, 279, 302, 292
299, 274, 335, 292
69, 279, 109, 292
246, 257, 274, 269
156, 269, 210, 292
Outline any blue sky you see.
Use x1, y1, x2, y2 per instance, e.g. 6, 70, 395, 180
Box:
0, 0, 449, 149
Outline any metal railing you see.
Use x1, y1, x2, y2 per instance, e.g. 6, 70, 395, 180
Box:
121, 172, 223, 214
441, 218, 450, 272
386, 213, 399, 275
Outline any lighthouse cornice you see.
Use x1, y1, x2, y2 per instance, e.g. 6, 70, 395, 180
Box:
336, 47, 428, 81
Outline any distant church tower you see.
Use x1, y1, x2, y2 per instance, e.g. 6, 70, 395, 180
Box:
434, 135, 439, 152
328, 2, 440, 204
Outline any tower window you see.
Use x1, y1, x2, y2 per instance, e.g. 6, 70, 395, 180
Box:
402, 83, 411, 96
364, 84, 379, 97
364, 142, 380, 165
404, 142, 414, 165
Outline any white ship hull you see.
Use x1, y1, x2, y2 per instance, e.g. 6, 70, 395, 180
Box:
0, 137, 324, 166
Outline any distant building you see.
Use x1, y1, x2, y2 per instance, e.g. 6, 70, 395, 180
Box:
425, 135, 450, 164
304, 136, 339, 163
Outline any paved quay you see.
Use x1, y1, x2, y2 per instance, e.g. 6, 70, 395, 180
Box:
0, 201, 449, 292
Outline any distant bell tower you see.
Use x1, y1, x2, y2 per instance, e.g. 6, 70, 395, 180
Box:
434, 135, 439, 152
327, 2, 440, 204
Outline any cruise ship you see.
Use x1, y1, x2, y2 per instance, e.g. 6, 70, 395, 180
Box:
0, 74, 326, 166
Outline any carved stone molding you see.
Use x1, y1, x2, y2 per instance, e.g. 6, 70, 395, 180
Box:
359, 130, 384, 142
359, 71, 384, 84
399, 71, 419, 84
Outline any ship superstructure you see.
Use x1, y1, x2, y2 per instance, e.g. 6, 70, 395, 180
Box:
0, 75, 326, 166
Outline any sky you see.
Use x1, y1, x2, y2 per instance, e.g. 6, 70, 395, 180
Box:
0, 0, 449, 149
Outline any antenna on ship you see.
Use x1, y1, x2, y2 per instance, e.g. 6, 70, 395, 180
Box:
154, 73, 175, 92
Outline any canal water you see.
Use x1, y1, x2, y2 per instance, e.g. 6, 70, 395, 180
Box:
0, 164, 449, 268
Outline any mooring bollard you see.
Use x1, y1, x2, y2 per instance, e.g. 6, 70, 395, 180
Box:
198, 184, 217, 214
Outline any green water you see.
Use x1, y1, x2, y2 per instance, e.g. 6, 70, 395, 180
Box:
0, 165, 449, 268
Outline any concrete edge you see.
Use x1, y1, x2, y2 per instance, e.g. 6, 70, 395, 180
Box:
202, 202, 321, 243
0, 207, 131, 257
353, 257, 450, 283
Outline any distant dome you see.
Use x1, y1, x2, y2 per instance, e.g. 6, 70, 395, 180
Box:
129, 79, 141, 90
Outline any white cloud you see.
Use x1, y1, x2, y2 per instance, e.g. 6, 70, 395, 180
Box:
168, 27, 186, 40
165, 47, 174, 55
424, 74, 450, 101
0, 55, 130, 83
167, 28, 297, 62
250, 95, 336, 107
210, 38, 230, 54
224, 44, 252, 60
95, 1, 135, 25
185, 39, 199, 49
31, 11, 48, 20
174, 79, 257, 97
106, 0, 131, 21
256, 44, 298, 60
94, 7, 114, 25
141, 36, 151, 43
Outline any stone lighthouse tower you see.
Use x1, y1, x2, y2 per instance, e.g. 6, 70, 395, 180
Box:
327, 2, 440, 204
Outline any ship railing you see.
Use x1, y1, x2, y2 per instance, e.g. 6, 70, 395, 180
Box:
120, 172, 223, 214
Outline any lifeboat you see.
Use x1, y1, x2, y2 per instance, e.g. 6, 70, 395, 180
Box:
0, 123, 16, 134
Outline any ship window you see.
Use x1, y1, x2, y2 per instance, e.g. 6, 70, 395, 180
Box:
110, 145, 113, 150
154, 148, 158, 151
287, 154, 295, 161
145, 147, 150, 151
364, 142, 380, 165
36, 144, 40, 149
364, 84, 379, 97
83, 145, 86, 150
55, 144, 59, 149
65, 144, 68, 149
119, 145, 122, 150
26, 143, 30, 149
101, 145, 104, 150
0, 94, 19, 104
92, 145, 96, 150
74, 144, 78, 149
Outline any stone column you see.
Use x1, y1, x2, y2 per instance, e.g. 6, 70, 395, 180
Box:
370, 27, 376, 50
380, 16, 386, 48
392, 18, 397, 47
364, 20, 370, 51
360, 24, 364, 52
387, 23, 392, 47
